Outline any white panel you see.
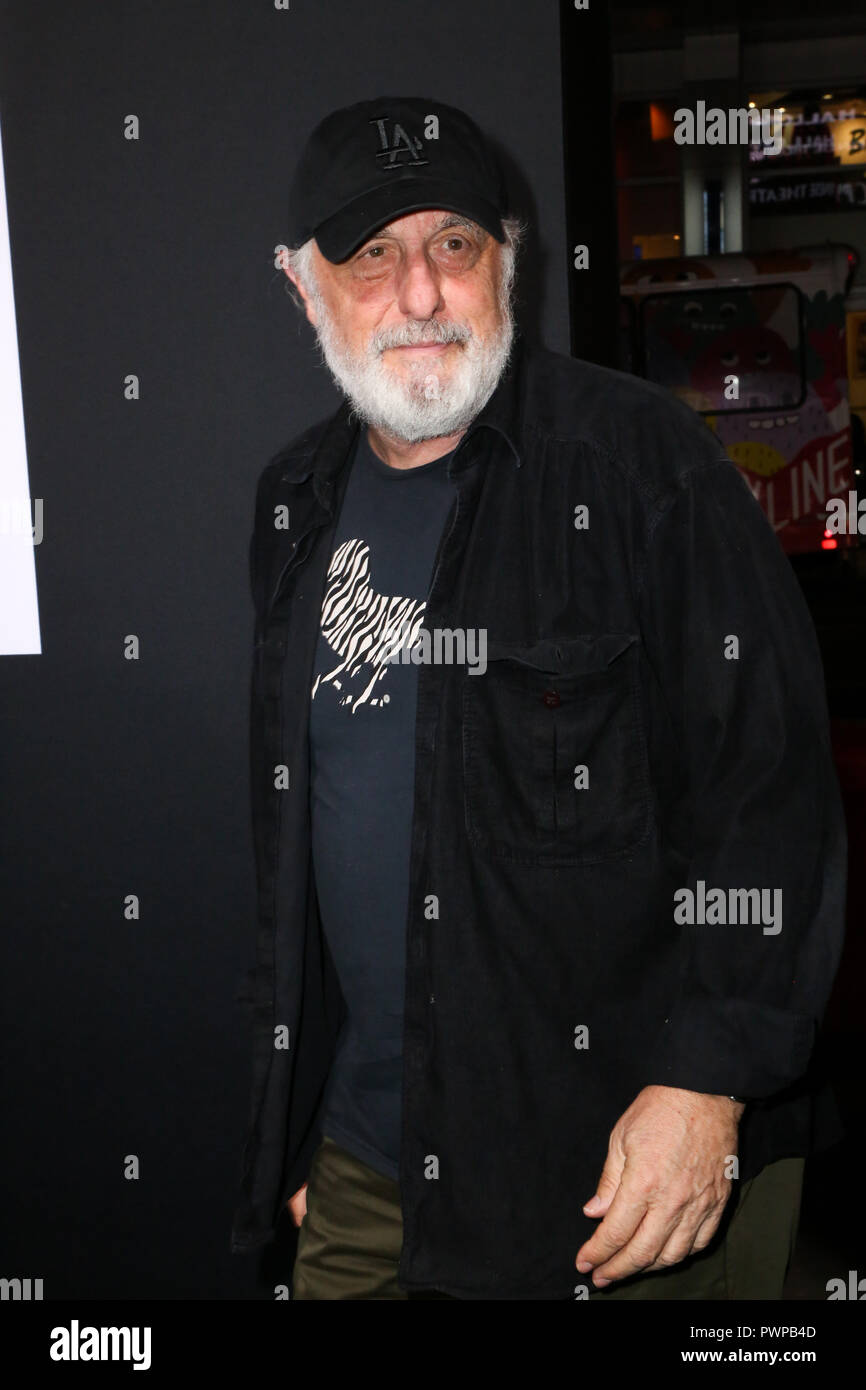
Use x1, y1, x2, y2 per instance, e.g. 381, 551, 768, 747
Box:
0, 113, 41, 655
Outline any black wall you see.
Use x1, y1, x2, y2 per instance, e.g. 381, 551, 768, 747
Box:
0, 0, 569, 1298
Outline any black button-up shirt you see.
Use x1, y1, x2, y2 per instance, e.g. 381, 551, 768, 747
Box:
231, 330, 847, 1299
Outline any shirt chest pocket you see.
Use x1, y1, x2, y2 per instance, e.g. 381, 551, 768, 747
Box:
461, 633, 653, 866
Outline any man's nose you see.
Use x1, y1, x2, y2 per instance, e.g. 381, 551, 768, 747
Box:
395, 250, 445, 323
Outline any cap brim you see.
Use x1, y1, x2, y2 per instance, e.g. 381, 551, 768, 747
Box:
313, 177, 506, 263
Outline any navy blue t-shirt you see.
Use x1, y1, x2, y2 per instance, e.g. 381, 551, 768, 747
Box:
308, 426, 456, 1179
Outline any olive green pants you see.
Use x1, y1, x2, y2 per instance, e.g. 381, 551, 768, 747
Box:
291, 1134, 804, 1301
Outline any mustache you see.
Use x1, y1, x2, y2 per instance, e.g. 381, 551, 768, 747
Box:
372, 320, 472, 352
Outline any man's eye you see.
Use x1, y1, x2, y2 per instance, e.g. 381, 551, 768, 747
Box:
352, 245, 393, 277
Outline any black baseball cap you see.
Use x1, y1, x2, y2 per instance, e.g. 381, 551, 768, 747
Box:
287, 96, 510, 263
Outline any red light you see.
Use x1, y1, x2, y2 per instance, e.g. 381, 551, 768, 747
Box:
649, 103, 674, 141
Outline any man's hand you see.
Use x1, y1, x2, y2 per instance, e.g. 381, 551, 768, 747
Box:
576, 1085, 745, 1288
286, 1182, 308, 1227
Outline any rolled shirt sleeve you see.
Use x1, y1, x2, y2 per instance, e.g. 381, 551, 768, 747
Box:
637, 457, 847, 1100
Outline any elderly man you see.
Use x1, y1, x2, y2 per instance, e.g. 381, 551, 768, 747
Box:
230, 96, 846, 1301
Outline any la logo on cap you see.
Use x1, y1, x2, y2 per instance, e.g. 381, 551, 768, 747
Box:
369, 117, 429, 170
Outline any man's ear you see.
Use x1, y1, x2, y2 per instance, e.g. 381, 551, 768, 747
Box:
284, 268, 318, 329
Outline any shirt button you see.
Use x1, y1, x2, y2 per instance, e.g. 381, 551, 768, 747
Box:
542, 689, 561, 708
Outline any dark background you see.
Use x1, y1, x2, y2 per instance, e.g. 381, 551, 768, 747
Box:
0, 0, 568, 1298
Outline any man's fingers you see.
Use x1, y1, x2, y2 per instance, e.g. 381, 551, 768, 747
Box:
595, 1190, 728, 1283
640, 1221, 701, 1275
582, 1146, 624, 1219
589, 1203, 684, 1285
576, 1171, 648, 1271
684, 1199, 728, 1259
636, 1195, 728, 1276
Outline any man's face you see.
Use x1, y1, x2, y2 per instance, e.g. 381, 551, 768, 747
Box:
286, 208, 514, 444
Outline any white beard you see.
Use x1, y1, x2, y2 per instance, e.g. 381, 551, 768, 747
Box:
307, 287, 515, 445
